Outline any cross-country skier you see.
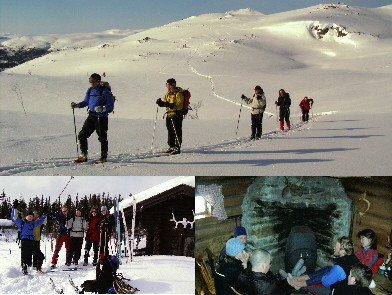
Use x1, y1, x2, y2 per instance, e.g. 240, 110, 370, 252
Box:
299, 96, 314, 122
241, 85, 267, 140
50, 204, 74, 269
275, 89, 291, 131
99, 206, 115, 264
66, 208, 88, 266
11, 205, 46, 275
84, 206, 101, 266
71, 73, 114, 163
156, 78, 184, 155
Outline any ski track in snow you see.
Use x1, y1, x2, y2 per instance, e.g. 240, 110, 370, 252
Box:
0, 113, 323, 175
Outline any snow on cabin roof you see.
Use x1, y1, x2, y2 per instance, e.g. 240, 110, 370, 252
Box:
0, 219, 16, 227
111, 176, 195, 213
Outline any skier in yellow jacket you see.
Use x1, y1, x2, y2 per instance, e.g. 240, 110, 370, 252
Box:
156, 78, 184, 155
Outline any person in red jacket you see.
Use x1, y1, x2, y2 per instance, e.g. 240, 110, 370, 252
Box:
355, 228, 378, 269
83, 206, 101, 266
299, 96, 314, 122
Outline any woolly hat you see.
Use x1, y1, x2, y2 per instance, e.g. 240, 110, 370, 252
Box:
101, 206, 108, 212
90, 73, 101, 81
167, 78, 176, 86
234, 226, 247, 237
254, 85, 262, 91
26, 211, 34, 217
226, 238, 245, 257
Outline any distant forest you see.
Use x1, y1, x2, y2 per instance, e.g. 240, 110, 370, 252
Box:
0, 191, 126, 234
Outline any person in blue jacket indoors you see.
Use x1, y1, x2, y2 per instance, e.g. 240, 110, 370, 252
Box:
288, 236, 360, 295
11, 200, 46, 275
71, 73, 114, 163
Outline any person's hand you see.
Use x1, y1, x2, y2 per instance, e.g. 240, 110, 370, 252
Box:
275, 101, 278, 105
156, 98, 164, 107
13, 199, 19, 209
241, 94, 246, 100
71, 102, 78, 109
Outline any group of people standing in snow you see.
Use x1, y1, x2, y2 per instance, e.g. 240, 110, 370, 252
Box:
70, 73, 315, 161
241, 86, 314, 139
213, 226, 379, 295
11, 200, 114, 275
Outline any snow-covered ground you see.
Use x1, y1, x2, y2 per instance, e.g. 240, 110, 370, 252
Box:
1, 3, 392, 175
0, 231, 194, 294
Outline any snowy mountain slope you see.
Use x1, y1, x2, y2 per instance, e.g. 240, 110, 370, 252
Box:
0, 4, 391, 175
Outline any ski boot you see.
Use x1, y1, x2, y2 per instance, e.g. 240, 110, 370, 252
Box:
170, 147, 181, 155
165, 147, 175, 153
50, 264, 57, 269
22, 264, 28, 275
95, 157, 107, 164
74, 153, 88, 163
92, 259, 98, 266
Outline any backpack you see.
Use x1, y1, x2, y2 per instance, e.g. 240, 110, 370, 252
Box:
88, 81, 116, 113
176, 88, 191, 115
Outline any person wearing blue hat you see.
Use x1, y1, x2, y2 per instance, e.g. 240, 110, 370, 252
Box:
234, 226, 247, 244
214, 238, 250, 294
218, 226, 248, 267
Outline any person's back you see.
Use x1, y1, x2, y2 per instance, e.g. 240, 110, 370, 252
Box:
215, 258, 244, 295
238, 268, 285, 295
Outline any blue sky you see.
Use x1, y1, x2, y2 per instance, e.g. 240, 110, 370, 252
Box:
0, 176, 178, 202
1, 0, 390, 35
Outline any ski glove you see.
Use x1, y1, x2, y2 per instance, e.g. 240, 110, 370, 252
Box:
241, 94, 247, 101
71, 102, 79, 109
95, 106, 106, 113
13, 199, 19, 209
156, 98, 164, 107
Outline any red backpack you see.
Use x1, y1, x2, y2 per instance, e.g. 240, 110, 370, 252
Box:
181, 88, 191, 115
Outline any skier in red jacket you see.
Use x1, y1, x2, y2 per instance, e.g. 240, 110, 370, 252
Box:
299, 96, 314, 122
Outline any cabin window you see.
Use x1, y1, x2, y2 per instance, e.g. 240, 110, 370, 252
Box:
195, 195, 212, 219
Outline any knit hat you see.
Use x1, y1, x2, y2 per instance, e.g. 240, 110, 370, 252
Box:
226, 238, 245, 257
166, 78, 176, 86
26, 211, 34, 216
101, 206, 108, 212
90, 73, 101, 81
234, 226, 247, 238
254, 85, 262, 91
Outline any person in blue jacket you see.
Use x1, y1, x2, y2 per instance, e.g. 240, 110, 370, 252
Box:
71, 73, 114, 163
11, 203, 46, 275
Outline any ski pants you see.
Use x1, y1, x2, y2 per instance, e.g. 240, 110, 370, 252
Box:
302, 109, 310, 122
21, 239, 44, 271
84, 237, 99, 263
166, 114, 183, 149
78, 113, 108, 157
279, 107, 291, 129
51, 233, 70, 265
67, 236, 84, 264
32, 240, 45, 268
251, 112, 264, 138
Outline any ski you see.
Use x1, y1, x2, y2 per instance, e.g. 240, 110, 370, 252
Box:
49, 278, 64, 294
115, 195, 122, 260
45, 267, 88, 273
69, 275, 82, 293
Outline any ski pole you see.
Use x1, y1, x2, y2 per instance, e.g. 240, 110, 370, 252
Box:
275, 105, 278, 122
72, 108, 79, 157
235, 101, 243, 136
58, 176, 74, 203
170, 117, 181, 150
151, 106, 159, 153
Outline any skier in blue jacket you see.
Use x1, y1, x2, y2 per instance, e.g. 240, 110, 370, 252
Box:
11, 203, 46, 275
71, 73, 114, 163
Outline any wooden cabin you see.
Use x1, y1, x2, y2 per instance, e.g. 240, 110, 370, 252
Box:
120, 177, 195, 257
195, 176, 392, 295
